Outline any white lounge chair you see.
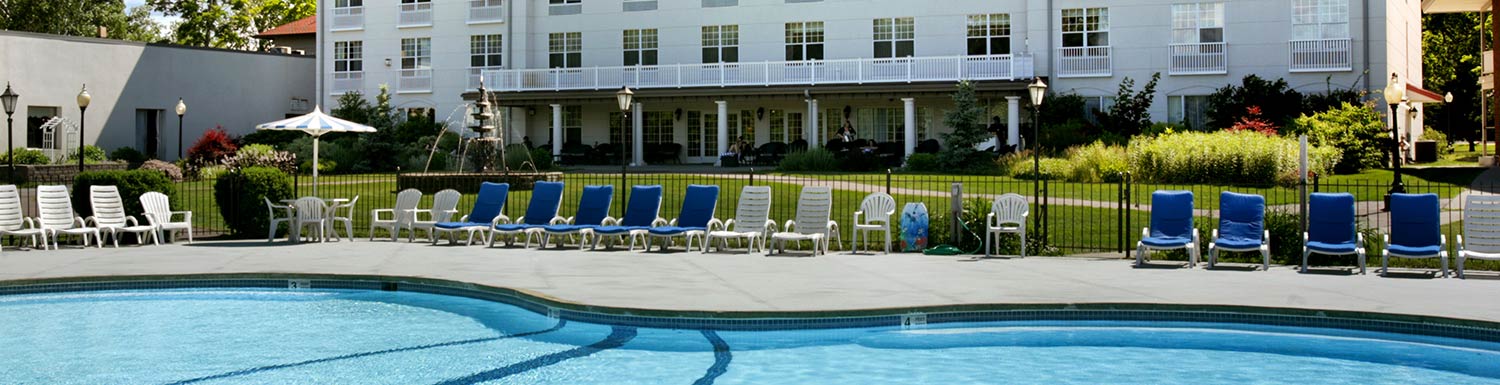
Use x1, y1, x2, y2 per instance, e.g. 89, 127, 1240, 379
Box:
140, 191, 192, 243
291, 197, 330, 242
705, 186, 774, 253
36, 185, 101, 249
0, 185, 44, 250
370, 188, 421, 241
851, 192, 896, 254
326, 195, 359, 242
266, 197, 294, 242
1457, 195, 1500, 278
768, 186, 835, 256
985, 193, 1028, 258
409, 189, 460, 242
87, 185, 159, 247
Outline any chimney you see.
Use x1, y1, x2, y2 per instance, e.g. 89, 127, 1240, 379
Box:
97, 26, 108, 38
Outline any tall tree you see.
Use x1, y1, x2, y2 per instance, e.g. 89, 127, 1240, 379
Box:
1422, 13, 1484, 142
148, 0, 313, 50
0, 0, 163, 42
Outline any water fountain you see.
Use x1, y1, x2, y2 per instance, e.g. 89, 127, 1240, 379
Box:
399, 78, 561, 193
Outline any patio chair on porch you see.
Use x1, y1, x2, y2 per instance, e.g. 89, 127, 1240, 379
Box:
1382, 193, 1448, 277
1458, 195, 1500, 278
1135, 190, 1199, 268
431, 182, 509, 245
1208, 191, 1269, 270
370, 188, 421, 241
540, 185, 614, 248
491, 181, 565, 248
1302, 192, 1365, 274
645, 184, 720, 252
591, 185, 663, 250
87, 185, 159, 247
768, 186, 835, 256
984, 193, 1028, 258
0, 185, 44, 250
704, 186, 774, 253
37, 185, 101, 249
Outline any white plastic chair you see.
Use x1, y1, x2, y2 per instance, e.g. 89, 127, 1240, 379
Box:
768, 186, 835, 256
36, 185, 101, 249
705, 186, 774, 253
1458, 195, 1500, 278
326, 196, 359, 242
409, 189, 460, 242
851, 192, 896, 254
266, 197, 294, 242
370, 188, 421, 241
87, 185, 159, 247
985, 193, 1029, 258
291, 197, 329, 242
140, 191, 192, 243
0, 185, 43, 250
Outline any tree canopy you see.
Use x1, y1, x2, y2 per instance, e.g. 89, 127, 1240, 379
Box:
0, 0, 164, 42
1422, 13, 1484, 141
147, 0, 314, 50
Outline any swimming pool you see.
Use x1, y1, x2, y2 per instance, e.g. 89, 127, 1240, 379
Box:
1, 287, 1498, 384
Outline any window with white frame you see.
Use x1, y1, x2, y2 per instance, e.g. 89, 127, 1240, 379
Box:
549, 0, 582, 15
1061, 8, 1109, 49
1167, 95, 1210, 131
772, 111, 804, 142
967, 13, 1010, 56
1171, 3, 1223, 44
334, 41, 362, 74
336, 0, 362, 8
563, 105, 581, 145
623, 29, 658, 66
471, 34, 502, 69
549, 32, 582, 68
1292, 0, 1348, 40
702, 25, 739, 64
645, 111, 672, 144
873, 17, 915, 58
623, 0, 656, 12
1082, 96, 1115, 125
400, 37, 430, 71
785, 21, 825, 61
549, 0, 580, 4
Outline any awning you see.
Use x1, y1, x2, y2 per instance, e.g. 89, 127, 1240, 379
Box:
1406, 84, 1449, 104
1422, 0, 1492, 13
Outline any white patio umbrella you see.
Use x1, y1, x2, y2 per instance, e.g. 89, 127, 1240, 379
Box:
254, 106, 376, 196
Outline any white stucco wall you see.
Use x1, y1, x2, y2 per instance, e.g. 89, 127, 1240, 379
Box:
0, 31, 315, 161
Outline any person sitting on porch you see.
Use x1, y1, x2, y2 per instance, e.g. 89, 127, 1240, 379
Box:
839, 119, 857, 142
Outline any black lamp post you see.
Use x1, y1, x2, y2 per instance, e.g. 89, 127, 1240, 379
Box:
1027, 77, 1047, 236
175, 98, 186, 160
1383, 73, 1406, 205
2, 83, 18, 182
616, 86, 633, 173
76, 85, 90, 172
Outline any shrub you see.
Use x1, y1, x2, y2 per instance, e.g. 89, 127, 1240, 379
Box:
1226, 106, 1278, 136
1286, 102, 1387, 173
187, 127, 238, 166
1094, 73, 1160, 136
299, 160, 336, 174
239, 130, 304, 147
71, 170, 176, 218
141, 159, 184, 182
1128, 130, 1339, 185
1065, 141, 1129, 183
66, 145, 107, 164
992, 150, 1029, 177
4, 148, 49, 165
198, 165, 229, 180
222, 144, 297, 174
1422, 128, 1453, 155
779, 149, 840, 172
528, 147, 555, 170
904, 153, 941, 172
840, 150, 885, 172
214, 166, 293, 236
1009, 157, 1073, 180
109, 147, 147, 165
501, 144, 554, 171
1208, 75, 1305, 128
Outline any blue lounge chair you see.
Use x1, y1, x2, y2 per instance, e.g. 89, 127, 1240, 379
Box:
1208, 191, 1269, 270
646, 185, 721, 252
1136, 190, 1199, 268
540, 185, 614, 248
1302, 192, 1364, 274
431, 182, 509, 245
491, 181, 566, 248
591, 185, 663, 250
1383, 193, 1448, 277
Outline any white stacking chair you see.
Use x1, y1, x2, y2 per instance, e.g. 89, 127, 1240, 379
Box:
409, 189, 461, 242
768, 186, 835, 256
36, 185, 101, 249
1458, 195, 1500, 278
266, 197, 294, 242
0, 185, 44, 250
985, 193, 1029, 258
370, 188, 421, 241
140, 191, 192, 243
851, 192, 896, 254
326, 196, 359, 242
87, 185, 159, 247
705, 186, 774, 253
291, 197, 330, 242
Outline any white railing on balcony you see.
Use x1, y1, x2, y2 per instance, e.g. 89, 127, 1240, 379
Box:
1055, 46, 1111, 78
1289, 38, 1351, 72
398, 3, 433, 27
483, 54, 1032, 92
469, 4, 504, 23
331, 6, 363, 30
399, 69, 432, 93
1168, 42, 1226, 75
333, 72, 363, 93
469, 66, 501, 90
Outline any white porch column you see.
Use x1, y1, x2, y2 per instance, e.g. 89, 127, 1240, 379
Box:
550, 104, 563, 159
715, 101, 728, 165
902, 98, 916, 160
809, 99, 820, 149
1005, 96, 1021, 149
632, 102, 645, 166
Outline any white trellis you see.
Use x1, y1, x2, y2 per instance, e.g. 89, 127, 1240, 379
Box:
37, 117, 78, 164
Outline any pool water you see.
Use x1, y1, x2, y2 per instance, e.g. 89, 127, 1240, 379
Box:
1, 288, 1498, 384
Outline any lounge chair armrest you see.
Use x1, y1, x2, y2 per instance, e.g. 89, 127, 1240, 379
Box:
489, 214, 512, 226
854, 211, 864, 225
651, 217, 667, 227
601, 216, 618, 226
83, 216, 97, 227
783, 219, 797, 232
1211, 228, 1218, 241
74, 217, 89, 227
126, 216, 140, 226
1302, 232, 1309, 243
1382, 233, 1390, 248
1441, 235, 1448, 248
669, 218, 679, 226
827, 220, 839, 232
1192, 228, 1200, 244
1457, 234, 1465, 251
371, 208, 394, 221
22, 217, 36, 229
552, 216, 570, 225
986, 212, 995, 228
1140, 227, 1150, 238
1356, 232, 1365, 248
174, 211, 192, 222
1263, 230, 1270, 245
406, 208, 432, 221
763, 219, 778, 233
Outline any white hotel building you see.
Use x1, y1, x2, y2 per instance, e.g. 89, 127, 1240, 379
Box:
316, 0, 1425, 165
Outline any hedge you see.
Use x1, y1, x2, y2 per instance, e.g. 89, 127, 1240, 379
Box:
71, 170, 177, 218
214, 166, 293, 236
1128, 130, 1339, 185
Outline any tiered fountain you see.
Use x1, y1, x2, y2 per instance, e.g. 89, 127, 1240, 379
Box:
398, 78, 561, 193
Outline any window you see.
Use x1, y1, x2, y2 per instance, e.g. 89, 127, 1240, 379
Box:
967, 13, 1010, 55
1082, 96, 1116, 125
687, 111, 703, 157
549, 0, 579, 3
703, 0, 736, 7
549, 32, 582, 68
702, 25, 740, 64
549, 0, 581, 15
400, 38, 431, 70
1061, 8, 1109, 48
769, 110, 807, 143
1292, 0, 1349, 40
563, 106, 582, 145
770, 110, 786, 142
610, 112, 631, 148
334, 41, 363, 73
645, 111, 672, 144
623, 0, 656, 11
471, 34, 502, 68
26, 106, 58, 149
401, 0, 428, 3
335, 0, 362, 7
785, 21, 825, 61
738, 110, 755, 143
405, 107, 435, 123
471, 0, 501, 7
623, 29, 658, 66
1172, 3, 1223, 44
873, 17, 915, 58
1168, 95, 1210, 131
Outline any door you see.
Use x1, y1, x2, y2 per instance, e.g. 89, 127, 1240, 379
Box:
136, 109, 161, 159
685, 110, 720, 164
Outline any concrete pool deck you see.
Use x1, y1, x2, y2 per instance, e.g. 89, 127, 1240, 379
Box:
0, 239, 1497, 323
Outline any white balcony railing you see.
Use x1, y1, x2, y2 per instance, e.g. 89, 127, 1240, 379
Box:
469, 66, 501, 89
399, 69, 432, 93
333, 72, 363, 93
468, 4, 504, 23
398, 3, 433, 27
331, 6, 363, 30
1289, 38, 1351, 72
1055, 46, 1111, 78
1168, 42, 1226, 75
483, 54, 1033, 92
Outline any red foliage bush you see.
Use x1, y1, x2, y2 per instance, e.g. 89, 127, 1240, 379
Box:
1226, 106, 1278, 136
187, 126, 239, 165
